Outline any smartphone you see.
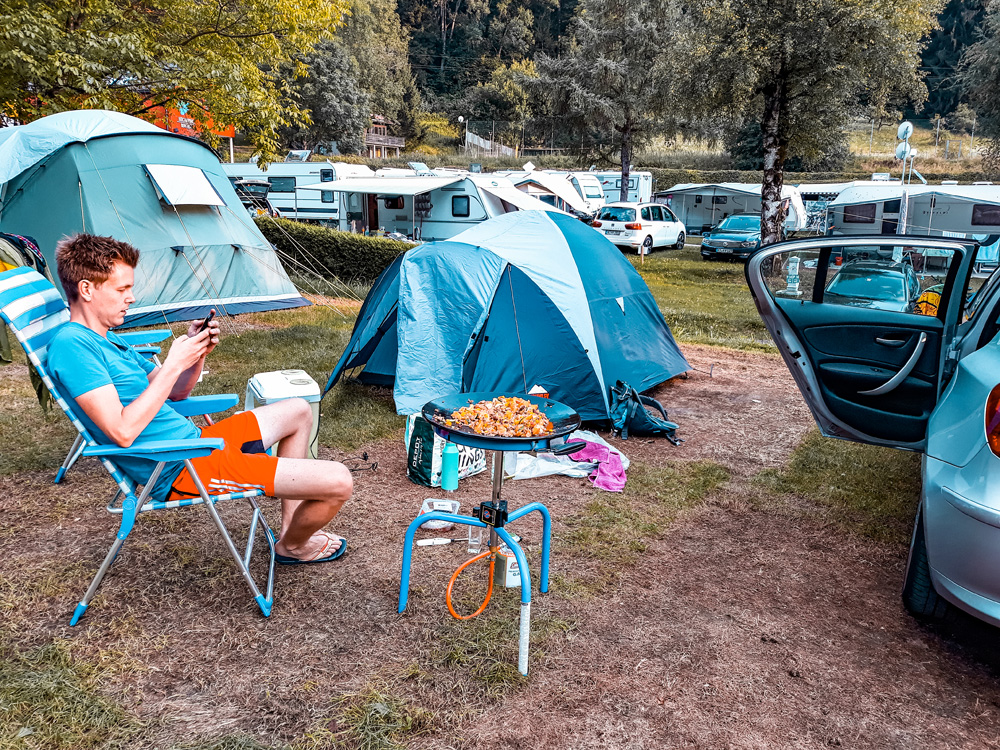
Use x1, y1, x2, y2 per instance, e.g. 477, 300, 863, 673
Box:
197, 309, 216, 334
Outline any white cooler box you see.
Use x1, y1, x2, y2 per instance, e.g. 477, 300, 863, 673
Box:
244, 370, 321, 459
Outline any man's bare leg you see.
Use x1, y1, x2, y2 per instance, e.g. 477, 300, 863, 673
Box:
250, 399, 352, 559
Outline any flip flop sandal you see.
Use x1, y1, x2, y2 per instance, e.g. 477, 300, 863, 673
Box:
275, 532, 348, 565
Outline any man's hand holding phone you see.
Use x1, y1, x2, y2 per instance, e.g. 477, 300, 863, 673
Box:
186, 309, 220, 355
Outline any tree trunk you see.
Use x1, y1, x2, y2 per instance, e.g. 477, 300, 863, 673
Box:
619, 122, 632, 203
760, 75, 789, 246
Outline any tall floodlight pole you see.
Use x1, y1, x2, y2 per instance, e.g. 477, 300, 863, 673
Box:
458, 115, 469, 155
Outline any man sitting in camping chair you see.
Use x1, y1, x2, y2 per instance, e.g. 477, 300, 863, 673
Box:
47, 234, 352, 564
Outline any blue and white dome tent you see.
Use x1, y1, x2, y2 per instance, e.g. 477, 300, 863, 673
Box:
328, 210, 689, 422
0, 109, 308, 326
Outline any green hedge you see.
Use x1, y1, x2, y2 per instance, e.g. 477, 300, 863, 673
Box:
255, 217, 410, 284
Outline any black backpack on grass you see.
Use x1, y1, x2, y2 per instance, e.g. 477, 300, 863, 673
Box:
609, 380, 682, 444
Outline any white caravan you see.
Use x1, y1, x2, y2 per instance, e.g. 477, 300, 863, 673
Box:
492, 170, 594, 216
304, 173, 564, 241
827, 183, 1000, 266
541, 171, 607, 213
592, 170, 654, 203
221, 161, 374, 224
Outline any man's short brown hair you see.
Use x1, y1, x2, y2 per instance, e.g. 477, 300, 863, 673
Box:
55, 234, 139, 304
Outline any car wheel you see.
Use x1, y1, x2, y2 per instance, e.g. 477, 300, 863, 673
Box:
902, 508, 955, 622
640, 235, 653, 256
674, 232, 685, 250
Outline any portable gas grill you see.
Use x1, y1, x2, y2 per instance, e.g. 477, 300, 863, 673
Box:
398, 392, 582, 676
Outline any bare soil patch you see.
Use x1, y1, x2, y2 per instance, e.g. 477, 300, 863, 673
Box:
4, 343, 1000, 748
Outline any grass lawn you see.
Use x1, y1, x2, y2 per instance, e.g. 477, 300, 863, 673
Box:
0, 245, 924, 749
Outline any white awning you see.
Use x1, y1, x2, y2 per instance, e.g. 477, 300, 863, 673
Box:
831, 184, 1000, 208
144, 164, 226, 206
299, 176, 464, 195
479, 184, 568, 213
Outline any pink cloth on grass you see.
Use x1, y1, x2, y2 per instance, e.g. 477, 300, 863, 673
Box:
567, 438, 627, 492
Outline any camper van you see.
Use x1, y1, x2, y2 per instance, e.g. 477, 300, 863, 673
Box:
543, 171, 607, 213
311, 172, 563, 241
592, 170, 654, 203
493, 170, 594, 217
221, 161, 374, 225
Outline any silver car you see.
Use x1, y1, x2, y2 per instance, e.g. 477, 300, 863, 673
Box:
746, 235, 1000, 626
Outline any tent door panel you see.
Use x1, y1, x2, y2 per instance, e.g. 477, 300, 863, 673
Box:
463, 265, 606, 420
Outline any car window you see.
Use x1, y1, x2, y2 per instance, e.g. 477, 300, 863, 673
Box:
598, 207, 635, 222
761, 243, 962, 317
641, 207, 652, 221
663, 206, 678, 222
719, 215, 760, 231
649, 206, 663, 221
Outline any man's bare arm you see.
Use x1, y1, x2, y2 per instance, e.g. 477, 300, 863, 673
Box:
76, 330, 212, 447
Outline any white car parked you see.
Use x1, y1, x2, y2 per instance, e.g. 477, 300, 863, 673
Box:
592, 201, 686, 254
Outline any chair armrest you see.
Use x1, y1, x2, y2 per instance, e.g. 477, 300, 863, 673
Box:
167, 394, 239, 416
131, 345, 161, 358
83, 437, 224, 462
116, 329, 172, 346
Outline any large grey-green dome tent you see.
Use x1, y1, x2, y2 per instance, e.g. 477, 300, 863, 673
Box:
327, 211, 689, 422
0, 110, 308, 326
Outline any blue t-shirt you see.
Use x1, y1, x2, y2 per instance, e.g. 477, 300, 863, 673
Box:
48, 322, 200, 500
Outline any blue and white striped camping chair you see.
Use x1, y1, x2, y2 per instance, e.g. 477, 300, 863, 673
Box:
0, 267, 276, 624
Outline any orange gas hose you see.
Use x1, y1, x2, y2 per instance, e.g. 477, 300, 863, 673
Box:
446, 549, 495, 620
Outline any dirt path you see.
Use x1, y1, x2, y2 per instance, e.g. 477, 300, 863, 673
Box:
4, 344, 1000, 748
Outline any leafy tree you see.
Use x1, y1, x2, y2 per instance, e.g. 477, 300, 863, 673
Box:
678, 0, 940, 244
280, 41, 370, 154
339, 0, 420, 132
945, 102, 977, 134
726, 122, 851, 172
961, 2, 1000, 169
464, 61, 537, 122
0, 0, 345, 164
920, 0, 986, 118
399, 0, 573, 101
536, 0, 679, 201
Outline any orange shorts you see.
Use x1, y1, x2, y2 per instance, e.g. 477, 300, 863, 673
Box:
169, 411, 279, 500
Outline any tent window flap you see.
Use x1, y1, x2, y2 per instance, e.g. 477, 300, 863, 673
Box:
144, 164, 226, 206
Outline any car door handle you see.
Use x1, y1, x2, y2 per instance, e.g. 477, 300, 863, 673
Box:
859, 332, 927, 396
875, 337, 908, 348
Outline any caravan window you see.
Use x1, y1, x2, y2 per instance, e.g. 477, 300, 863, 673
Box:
267, 177, 296, 193
452, 195, 470, 217
320, 169, 334, 182
972, 204, 1000, 226
712, 196, 728, 205
384, 196, 405, 209
844, 203, 877, 223
321, 191, 335, 203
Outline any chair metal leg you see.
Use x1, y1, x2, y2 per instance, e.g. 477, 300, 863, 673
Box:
184, 459, 276, 617
70, 535, 127, 626
55, 434, 86, 484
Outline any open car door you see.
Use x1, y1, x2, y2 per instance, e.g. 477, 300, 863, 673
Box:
745, 236, 977, 451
